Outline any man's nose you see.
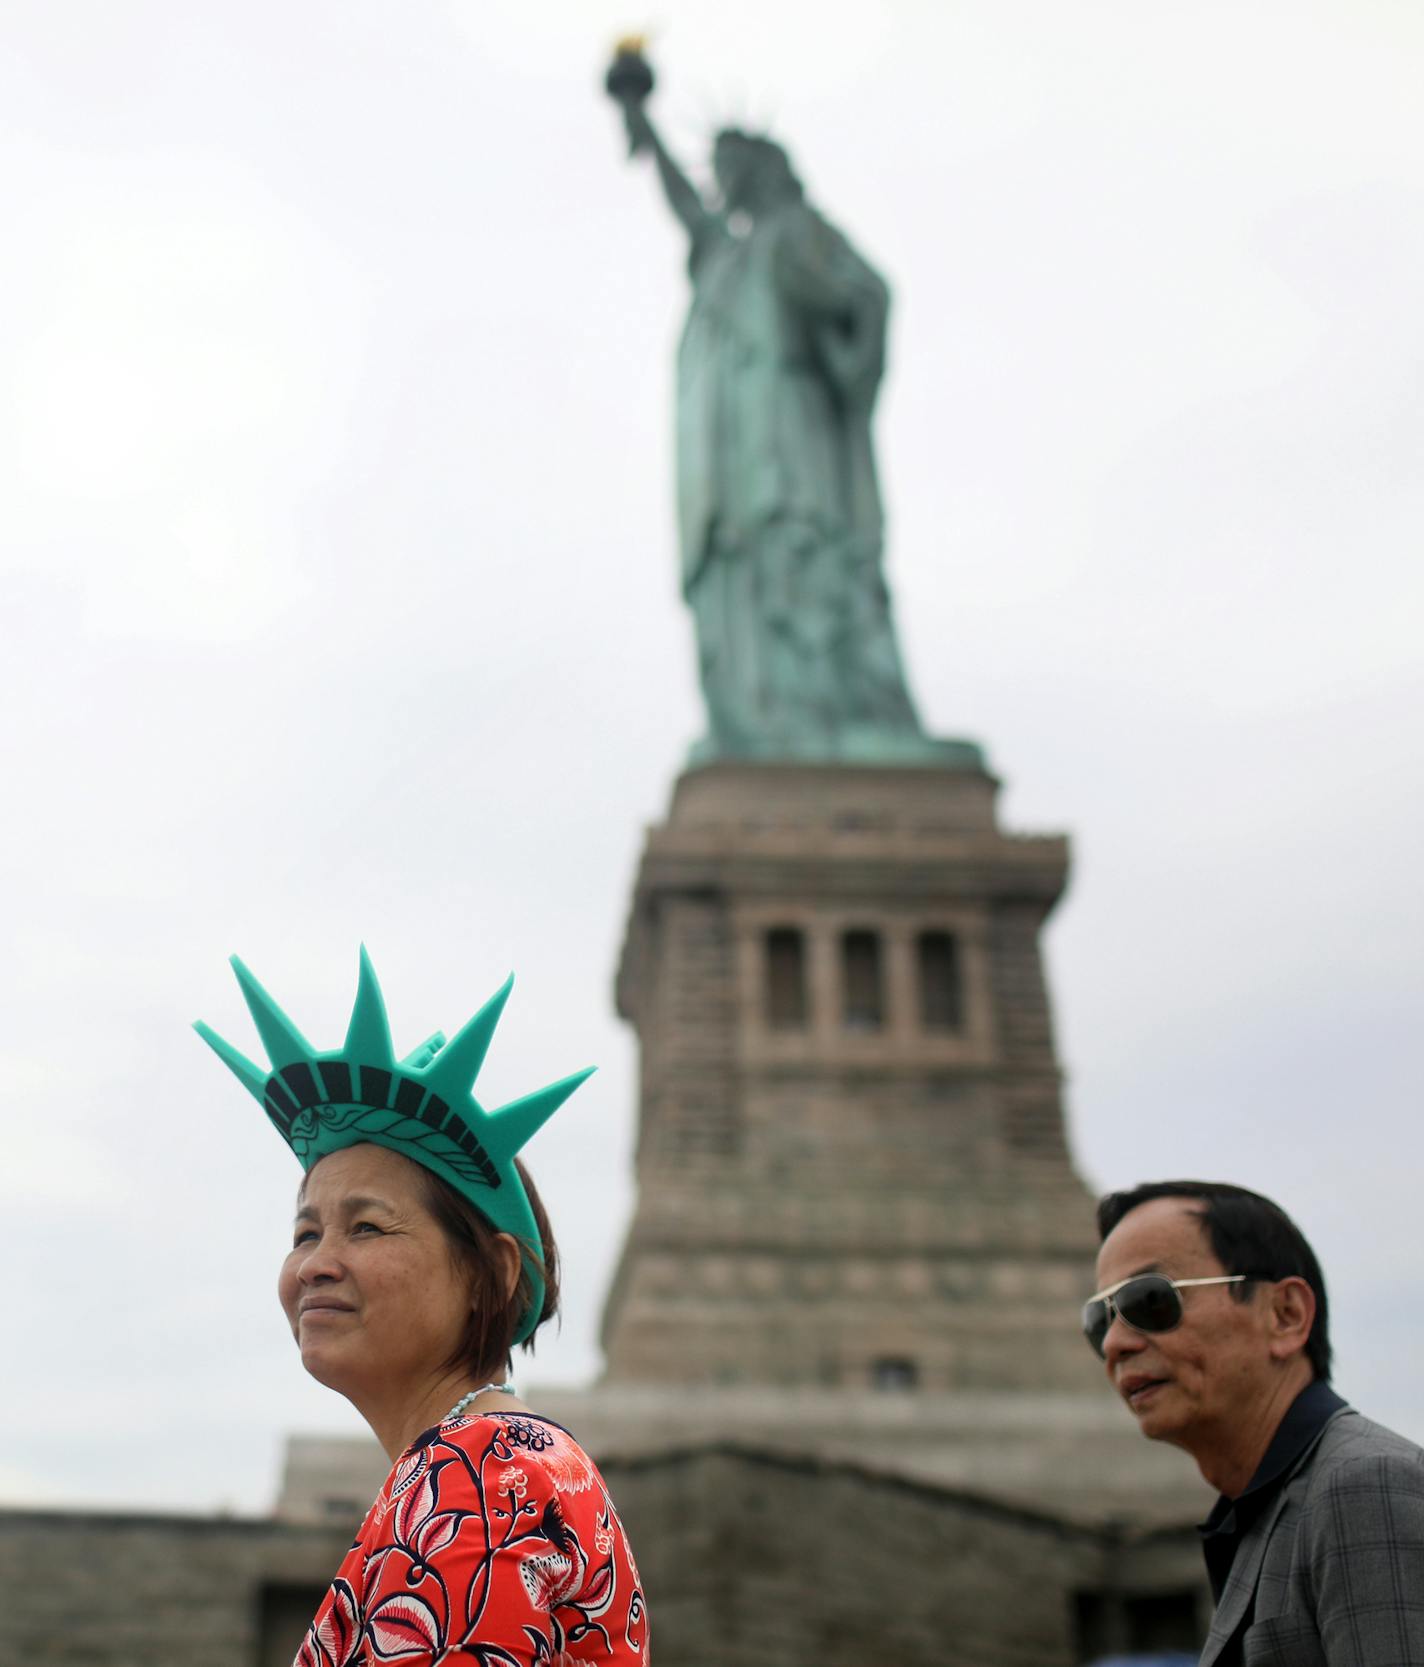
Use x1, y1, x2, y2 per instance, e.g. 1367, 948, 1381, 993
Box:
1102, 1309, 1146, 1372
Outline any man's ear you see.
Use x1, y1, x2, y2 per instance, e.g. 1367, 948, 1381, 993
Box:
491, 1232, 523, 1307
1267, 1275, 1316, 1363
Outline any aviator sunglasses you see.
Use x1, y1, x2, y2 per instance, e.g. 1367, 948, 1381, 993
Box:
1081, 1273, 1249, 1359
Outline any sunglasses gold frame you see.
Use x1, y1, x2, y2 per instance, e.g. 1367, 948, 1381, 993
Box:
1082, 1273, 1248, 1357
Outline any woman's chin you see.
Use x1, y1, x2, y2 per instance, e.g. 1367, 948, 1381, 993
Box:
297, 1338, 354, 1392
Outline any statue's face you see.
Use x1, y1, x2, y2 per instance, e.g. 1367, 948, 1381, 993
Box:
715, 134, 796, 215
713, 137, 752, 210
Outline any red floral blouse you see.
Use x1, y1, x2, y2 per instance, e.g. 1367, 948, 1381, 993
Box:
295, 1413, 649, 1666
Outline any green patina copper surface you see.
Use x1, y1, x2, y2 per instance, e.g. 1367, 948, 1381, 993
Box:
607, 45, 982, 770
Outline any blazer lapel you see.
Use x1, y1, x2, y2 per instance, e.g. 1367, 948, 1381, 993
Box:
1198, 1486, 1294, 1667
1198, 1412, 1347, 1666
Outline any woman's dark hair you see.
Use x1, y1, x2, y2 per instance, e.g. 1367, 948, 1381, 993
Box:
417, 1157, 560, 1381
1096, 1180, 1331, 1380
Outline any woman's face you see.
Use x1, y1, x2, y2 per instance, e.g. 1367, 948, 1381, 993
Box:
278, 1143, 477, 1403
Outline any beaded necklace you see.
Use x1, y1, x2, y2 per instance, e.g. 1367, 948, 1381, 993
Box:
443, 1379, 516, 1421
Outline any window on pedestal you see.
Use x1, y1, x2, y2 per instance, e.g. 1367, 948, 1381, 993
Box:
259, 1585, 339, 1667
1073, 1588, 1202, 1658
872, 1356, 918, 1391
917, 930, 963, 1031
765, 926, 808, 1030
841, 929, 885, 1031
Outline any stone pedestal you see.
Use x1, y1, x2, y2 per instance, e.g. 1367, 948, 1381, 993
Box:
600, 761, 1104, 1395
247, 759, 1211, 1667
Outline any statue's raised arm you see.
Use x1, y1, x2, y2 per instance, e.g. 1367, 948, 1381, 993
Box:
606, 43, 722, 254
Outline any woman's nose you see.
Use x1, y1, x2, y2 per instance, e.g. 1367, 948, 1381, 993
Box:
296, 1234, 344, 1283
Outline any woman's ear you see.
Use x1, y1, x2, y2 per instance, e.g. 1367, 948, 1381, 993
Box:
492, 1233, 523, 1306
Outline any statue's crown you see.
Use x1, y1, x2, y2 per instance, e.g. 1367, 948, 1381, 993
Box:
195, 947, 592, 1344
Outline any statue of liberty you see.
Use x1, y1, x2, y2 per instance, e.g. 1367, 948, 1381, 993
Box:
607, 45, 979, 768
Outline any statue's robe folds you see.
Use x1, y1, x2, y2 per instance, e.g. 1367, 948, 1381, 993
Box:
676, 201, 924, 760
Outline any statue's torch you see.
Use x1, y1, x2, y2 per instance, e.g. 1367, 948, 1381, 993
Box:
605, 36, 655, 153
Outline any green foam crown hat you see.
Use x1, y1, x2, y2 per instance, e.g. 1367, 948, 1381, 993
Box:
195, 948, 592, 1344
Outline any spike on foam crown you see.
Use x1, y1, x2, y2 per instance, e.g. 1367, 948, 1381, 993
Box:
194, 947, 593, 1345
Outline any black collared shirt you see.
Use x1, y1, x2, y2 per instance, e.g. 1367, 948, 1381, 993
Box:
1198, 1379, 1348, 1602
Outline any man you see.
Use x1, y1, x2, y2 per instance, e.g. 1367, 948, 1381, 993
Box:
1088, 1180, 1424, 1665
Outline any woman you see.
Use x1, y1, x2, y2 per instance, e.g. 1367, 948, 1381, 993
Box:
197, 948, 649, 1667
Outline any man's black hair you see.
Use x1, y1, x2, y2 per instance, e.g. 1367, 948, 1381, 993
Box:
1096, 1180, 1332, 1380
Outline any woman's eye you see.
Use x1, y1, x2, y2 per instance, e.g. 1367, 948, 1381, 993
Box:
352, 1220, 383, 1235
292, 1229, 318, 1247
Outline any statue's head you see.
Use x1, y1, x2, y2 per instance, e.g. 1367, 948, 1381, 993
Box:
713, 129, 803, 214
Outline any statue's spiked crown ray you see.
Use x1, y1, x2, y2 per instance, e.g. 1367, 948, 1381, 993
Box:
194, 947, 593, 1344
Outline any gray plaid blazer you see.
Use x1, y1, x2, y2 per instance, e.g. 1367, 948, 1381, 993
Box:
1200, 1405, 1424, 1666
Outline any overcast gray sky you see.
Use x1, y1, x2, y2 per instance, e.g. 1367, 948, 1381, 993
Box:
3, 0, 1421, 1515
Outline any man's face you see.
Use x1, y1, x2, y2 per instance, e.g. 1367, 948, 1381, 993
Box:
1094, 1197, 1276, 1461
